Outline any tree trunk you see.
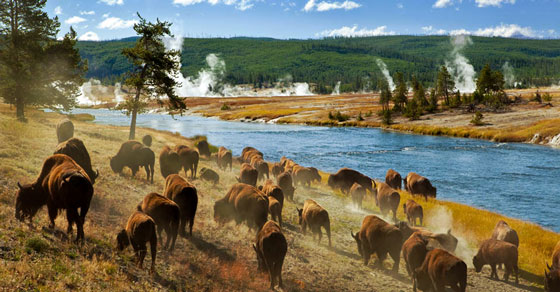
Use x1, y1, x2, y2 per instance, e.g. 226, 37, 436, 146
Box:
16, 95, 25, 122
128, 88, 142, 140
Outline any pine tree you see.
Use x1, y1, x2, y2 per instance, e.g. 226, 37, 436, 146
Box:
436, 65, 454, 106
427, 88, 438, 113
392, 71, 407, 112
377, 79, 393, 124
0, 0, 87, 121
120, 14, 186, 140
412, 76, 428, 107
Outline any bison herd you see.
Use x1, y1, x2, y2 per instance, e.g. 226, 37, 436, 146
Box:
11, 118, 560, 291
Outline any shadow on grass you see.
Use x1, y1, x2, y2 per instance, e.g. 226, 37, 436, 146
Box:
330, 246, 361, 261
189, 236, 236, 262
481, 269, 542, 292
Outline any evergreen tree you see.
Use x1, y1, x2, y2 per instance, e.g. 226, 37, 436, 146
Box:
411, 76, 428, 107
392, 71, 407, 112
436, 65, 454, 106
0, 0, 87, 121
427, 88, 438, 113
377, 79, 392, 124
120, 14, 186, 140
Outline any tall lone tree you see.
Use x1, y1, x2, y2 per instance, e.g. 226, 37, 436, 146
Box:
436, 65, 455, 106
0, 0, 86, 121
121, 14, 185, 140
392, 71, 408, 112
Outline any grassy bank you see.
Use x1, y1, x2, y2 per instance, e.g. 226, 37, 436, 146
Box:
0, 103, 556, 291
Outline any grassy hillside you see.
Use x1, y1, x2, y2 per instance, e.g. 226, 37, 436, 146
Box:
77, 36, 560, 89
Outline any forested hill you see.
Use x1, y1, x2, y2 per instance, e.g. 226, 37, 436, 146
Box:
77, 35, 560, 91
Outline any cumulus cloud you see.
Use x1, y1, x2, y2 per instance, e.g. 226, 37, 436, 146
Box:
65, 16, 87, 25
100, 0, 124, 5
475, 0, 515, 7
173, 0, 256, 11
422, 25, 447, 35
318, 25, 395, 37
80, 11, 96, 15
79, 31, 100, 41
433, 0, 453, 8
451, 24, 537, 38
303, 0, 361, 12
54, 6, 62, 15
98, 17, 137, 30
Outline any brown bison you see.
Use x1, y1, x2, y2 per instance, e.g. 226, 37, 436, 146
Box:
268, 195, 282, 227
217, 146, 232, 171
200, 167, 219, 184
110, 141, 155, 183
545, 240, 560, 292
308, 167, 322, 184
159, 146, 182, 179
56, 119, 74, 143
473, 238, 519, 283
491, 220, 519, 247
251, 158, 269, 181
402, 232, 429, 290
259, 180, 284, 208
292, 165, 317, 187
253, 220, 287, 290
351, 215, 402, 272
214, 183, 269, 230
396, 222, 458, 252
163, 174, 198, 237
175, 145, 199, 179
404, 172, 437, 200
376, 182, 401, 222
328, 168, 375, 194
280, 156, 297, 171
277, 172, 295, 201
271, 162, 284, 178
196, 140, 211, 158
237, 163, 258, 186
350, 183, 365, 209
403, 199, 423, 226
142, 134, 152, 147
138, 193, 180, 251
117, 211, 157, 274
54, 138, 99, 185
242, 147, 263, 163
297, 199, 331, 247
385, 169, 402, 190
414, 248, 467, 292
15, 154, 93, 243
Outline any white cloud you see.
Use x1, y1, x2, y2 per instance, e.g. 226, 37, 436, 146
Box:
54, 6, 62, 15
422, 25, 447, 35
475, 0, 514, 7
318, 25, 395, 37
65, 16, 87, 25
304, 0, 361, 12
102, 13, 110, 18
98, 17, 137, 30
100, 0, 124, 5
79, 31, 100, 41
450, 24, 537, 38
397, 3, 404, 9
80, 11, 96, 15
173, 0, 256, 10
433, 0, 453, 8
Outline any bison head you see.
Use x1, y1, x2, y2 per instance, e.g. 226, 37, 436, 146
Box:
327, 175, 336, 189
413, 267, 431, 291
545, 263, 560, 292
473, 254, 483, 272
116, 229, 129, 251
15, 182, 47, 222
110, 156, 124, 173
394, 221, 415, 240
350, 230, 363, 257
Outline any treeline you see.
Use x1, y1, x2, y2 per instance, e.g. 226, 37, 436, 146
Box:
76, 35, 560, 91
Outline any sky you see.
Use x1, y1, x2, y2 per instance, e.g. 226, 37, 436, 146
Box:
45, 0, 560, 41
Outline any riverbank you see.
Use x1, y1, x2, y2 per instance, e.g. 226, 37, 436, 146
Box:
177, 89, 560, 146
0, 103, 556, 290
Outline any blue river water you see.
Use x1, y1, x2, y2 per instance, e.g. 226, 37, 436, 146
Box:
73, 108, 560, 232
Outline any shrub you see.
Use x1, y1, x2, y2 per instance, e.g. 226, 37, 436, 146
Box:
220, 103, 231, 110
25, 237, 49, 253
377, 109, 392, 125
531, 91, 542, 104
357, 112, 364, 121
543, 93, 552, 102
328, 111, 349, 122
364, 110, 373, 117
470, 111, 485, 126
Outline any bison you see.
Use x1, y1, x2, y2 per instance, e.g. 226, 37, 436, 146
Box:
308, 167, 322, 184
251, 158, 269, 181
110, 141, 155, 183
242, 147, 263, 164
404, 172, 436, 200
196, 140, 211, 159
163, 174, 198, 237
376, 182, 400, 222
142, 134, 152, 147
396, 222, 458, 253
297, 199, 331, 247
200, 167, 219, 185
491, 220, 519, 247
268, 196, 282, 227
259, 180, 284, 208
328, 168, 375, 195
402, 232, 429, 290
473, 238, 519, 283
16, 154, 93, 243
214, 183, 269, 230
237, 163, 258, 187
385, 169, 402, 190
138, 192, 180, 251
271, 162, 284, 178
217, 146, 232, 171
545, 240, 560, 292
350, 183, 365, 209
175, 145, 199, 179
159, 146, 182, 179
54, 138, 99, 185
414, 248, 467, 292
117, 211, 157, 274
351, 215, 402, 273
56, 119, 74, 143
403, 199, 423, 226
277, 172, 295, 201
292, 165, 316, 187
253, 220, 287, 290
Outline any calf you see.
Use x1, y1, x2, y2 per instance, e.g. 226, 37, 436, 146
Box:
138, 193, 180, 251
350, 183, 365, 209
163, 174, 198, 237
200, 167, 220, 184
297, 199, 331, 247
117, 211, 157, 274
403, 199, 423, 226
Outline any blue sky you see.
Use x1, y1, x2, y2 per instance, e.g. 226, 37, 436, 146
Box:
46, 0, 560, 41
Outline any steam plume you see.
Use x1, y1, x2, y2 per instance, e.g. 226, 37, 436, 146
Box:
376, 59, 395, 91
445, 35, 476, 93
502, 61, 515, 87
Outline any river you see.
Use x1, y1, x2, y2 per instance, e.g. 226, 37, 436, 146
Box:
73, 108, 560, 232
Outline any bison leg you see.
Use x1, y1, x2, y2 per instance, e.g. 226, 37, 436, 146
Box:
65, 210, 75, 236
362, 248, 371, 266
316, 227, 322, 244
376, 251, 387, 268
276, 257, 285, 288
389, 248, 400, 274
47, 203, 57, 229
156, 225, 164, 247
138, 246, 147, 269
324, 224, 332, 247
490, 264, 498, 279
503, 264, 511, 282
514, 264, 519, 284
179, 216, 187, 237
169, 220, 179, 251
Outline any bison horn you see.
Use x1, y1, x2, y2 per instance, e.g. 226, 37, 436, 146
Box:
17, 182, 23, 189
447, 229, 452, 235
547, 262, 552, 271
95, 169, 99, 178
350, 230, 356, 239
252, 244, 257, 252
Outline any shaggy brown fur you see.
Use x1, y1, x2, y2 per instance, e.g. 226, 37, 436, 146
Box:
268, 196, 282, 227
351, 215, 402, 273
271, 162, 284, 178
415, 248, 467, 292
259, 180, 284, 208
350, 183, 365, 209
251, 157, 269, 181
491, 220, 519, 247
175, 145, 199, 179
117, 211, 157, 274
297, 199, 331, 247
473, 238, 519, 283
110, 141, 155, 182
54, 138, 98, 184
277, 172, 295, 201
308, 167, 321, 184
385, 169, 402, 190
292, 165, 316, 187
138, 193, 180, 251
142, 134, 152, 147
159, 146, 182, 179
163, 174, 198, 237
404, 172, 437, 200
217, 146, 232, 171
237, 163, 258, 186
213, 183, 269, 230
396, 222, 458, 253
376, 182, 401, 222
200, 167, 220, 184
545, 240, 560, 292
328, 168, 375, 194
56, 119, 74, 143
253, 220, 287, 289
196, 140, 211, 158
242, 147, 263, 164
402, 232, 429, 290
403, 199, 423, 226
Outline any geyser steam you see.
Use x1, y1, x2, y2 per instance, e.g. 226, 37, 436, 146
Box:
446, 35, 476, 93
376, 59, 395, 91
502, 61, 516, 88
